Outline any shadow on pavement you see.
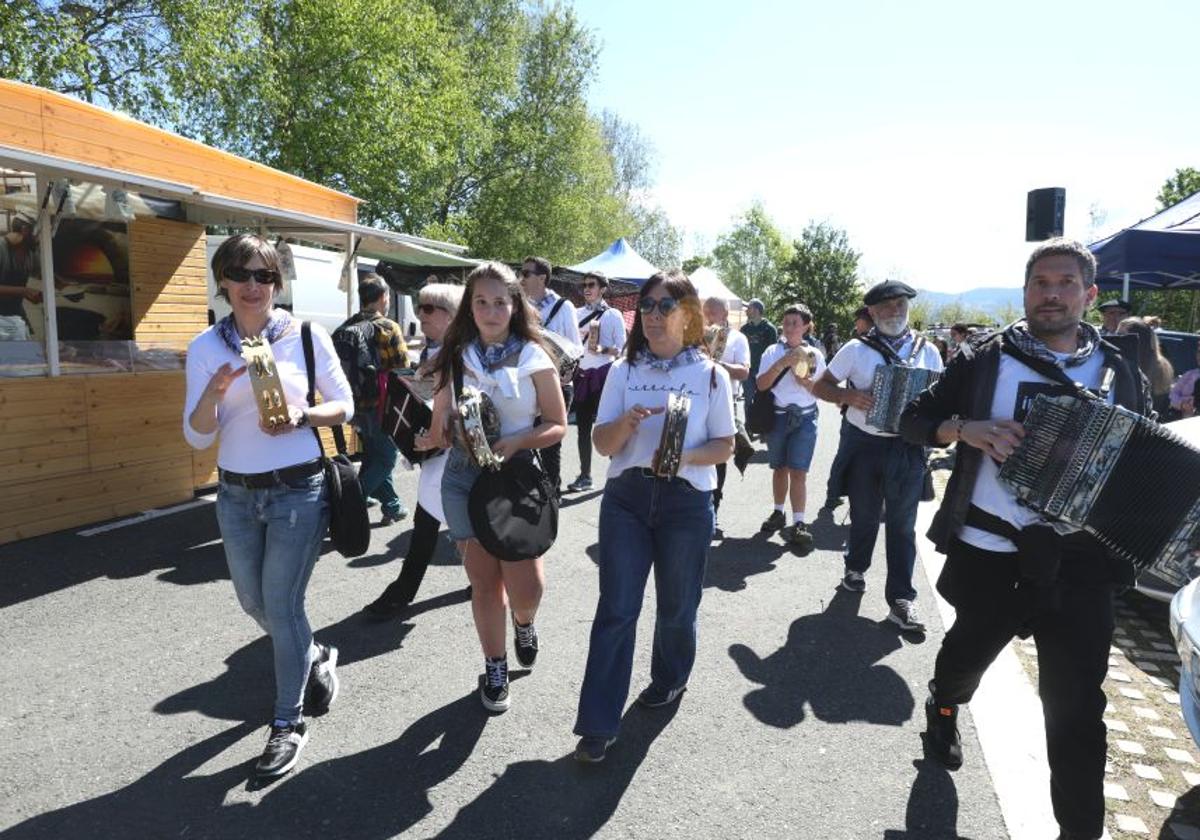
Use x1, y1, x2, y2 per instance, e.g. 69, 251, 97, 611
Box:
347, 526, 460, 570
3, 693, 491, 840
881, 754, 965, 840
729, 586, 914, 728
154, 588, 469, 722
433, 702, 680, 839
705, 532, 789, 592
810, 507, 850, 551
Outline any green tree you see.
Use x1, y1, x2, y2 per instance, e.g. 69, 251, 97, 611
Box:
711, 202, 792, 301
1156, 167, 1200, 210
628, 205, 681, 270
682, 254, 712, 274
770, 221, 861, 333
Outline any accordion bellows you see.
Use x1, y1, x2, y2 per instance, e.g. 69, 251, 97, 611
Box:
866, 365, 941, 434
998, 394, 1200, 585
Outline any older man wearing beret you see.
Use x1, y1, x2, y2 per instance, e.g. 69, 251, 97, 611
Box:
812, 280, 943, 631
1096, 298, 1131, 336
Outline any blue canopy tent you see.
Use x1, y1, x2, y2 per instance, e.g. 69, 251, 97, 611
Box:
569, 237, 660, 284
1089, 190, 1200, 296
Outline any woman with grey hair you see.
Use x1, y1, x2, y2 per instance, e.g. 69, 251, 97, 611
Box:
364, 281, 465, 617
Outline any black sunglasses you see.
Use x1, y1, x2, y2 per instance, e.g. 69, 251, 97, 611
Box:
417, 303, 447, 315
638, 296, 680, 317
520, 268, 546, 278
581, 281, 601, 289
224, 267, 280, 285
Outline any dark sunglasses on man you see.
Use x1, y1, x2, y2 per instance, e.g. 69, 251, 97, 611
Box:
224, 267, 280, 285
638, 296, 680, 316
520, 268, 546, 279
581, 281, 601, 290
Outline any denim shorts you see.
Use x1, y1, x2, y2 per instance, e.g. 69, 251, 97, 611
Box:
766, 406, 818, 471
441, 447, 483, 541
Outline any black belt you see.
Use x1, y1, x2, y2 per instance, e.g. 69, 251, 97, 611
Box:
625, 467, 697, 490
219, 459, 324, 489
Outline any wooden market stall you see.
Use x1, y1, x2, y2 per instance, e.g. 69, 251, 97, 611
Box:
0, 79, 472, 544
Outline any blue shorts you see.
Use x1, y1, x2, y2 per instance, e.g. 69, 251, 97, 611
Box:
766, 406, 818, 471
441, 447, 483, 541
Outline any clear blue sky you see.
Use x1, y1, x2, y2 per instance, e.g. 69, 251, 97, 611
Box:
571, 0, 1200, 292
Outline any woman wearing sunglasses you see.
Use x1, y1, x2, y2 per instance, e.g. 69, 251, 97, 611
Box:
364, 282, 465, 617
423, 262, 566, 712
183, 233, 353, 779
566, 270, 627, 493
573, 270, 736, 763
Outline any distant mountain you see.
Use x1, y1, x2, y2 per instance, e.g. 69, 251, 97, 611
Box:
914, 287, 1024, 321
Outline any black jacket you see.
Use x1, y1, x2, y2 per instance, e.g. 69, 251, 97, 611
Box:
898, 329, 1151, 554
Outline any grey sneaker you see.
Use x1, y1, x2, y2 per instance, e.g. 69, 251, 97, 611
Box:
567, 475, 593, 492
840, 568, 866, 593
888, 599, 926, 632
575, 735, 616, 763
636, 683, 686, 709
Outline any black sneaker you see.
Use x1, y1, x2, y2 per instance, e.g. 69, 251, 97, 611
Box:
566, 475, 593, 492
480, 658, 510, 713
712, 526, 725, 542
636, 683, 686, 708
760, 510, 786, 533
575, 735, 617, 763
840, 568, 866, 593
305, 643, 339, 716
888, 599, 926, 632
925, 697, 963, 769
513, 613, 539, 668
784, 522, 814, 552
254, 721, 308, 778
363, 580, 413, 619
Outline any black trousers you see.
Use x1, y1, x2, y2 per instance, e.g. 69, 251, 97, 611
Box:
932, 538, 1115, 838
389, 503, 442, 602
575, 389, 600, 478
713, 462, 726, 514
542, 383, 574, 491
824, 415, 852, 502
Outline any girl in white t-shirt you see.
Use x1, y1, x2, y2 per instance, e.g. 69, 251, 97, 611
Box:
422, 262, 566, 713
573, 271, 736, 763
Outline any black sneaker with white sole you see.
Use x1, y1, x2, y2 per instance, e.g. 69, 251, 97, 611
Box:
254, 721, 308, 778
305, 642, 339, 716
840, 568, 866, 593
575, 735, 617, 763
566, 475, 593, 493
888, 599, 926, 632
636, 683, 686, 708
783, 523, 814, 552
513, 613, 539, 668
760, 510, 786, 533
480, 657, 510, 713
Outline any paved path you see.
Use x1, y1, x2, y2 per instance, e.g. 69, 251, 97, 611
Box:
0, 409, 1010, 839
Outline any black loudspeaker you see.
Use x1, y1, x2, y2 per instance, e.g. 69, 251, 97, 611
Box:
1026, 188, 1066, 241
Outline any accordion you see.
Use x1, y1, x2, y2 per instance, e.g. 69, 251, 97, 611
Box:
866, 365, 941, 434
998, 394, 1200, 584
382, 370, 435, 464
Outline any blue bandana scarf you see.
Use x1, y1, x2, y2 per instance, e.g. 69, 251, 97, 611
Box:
475, 334, 524, 371
216, 308, 293, 356
635, 346, 706, 372
1004, 319, 1100, 369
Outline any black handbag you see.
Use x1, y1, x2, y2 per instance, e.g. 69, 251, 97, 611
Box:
302, 322, 371, 558
746, 367, 789, 435
454, 360, 558, 561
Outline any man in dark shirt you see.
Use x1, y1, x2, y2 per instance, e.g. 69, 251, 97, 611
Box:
740, 298, 777, 416
0, 215, 41, 332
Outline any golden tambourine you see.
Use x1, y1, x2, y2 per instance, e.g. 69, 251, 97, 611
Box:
240, 337, 290, 428
791, 346, 820, 380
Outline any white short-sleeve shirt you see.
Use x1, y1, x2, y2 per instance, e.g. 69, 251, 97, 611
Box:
595, 357, 736, 491
536, 291, 583, 356
459, 340, 555, 438
826, 335, 944, 436
718, 328, 752, 398
579, 305, 627, 371
758, 341, 826, 408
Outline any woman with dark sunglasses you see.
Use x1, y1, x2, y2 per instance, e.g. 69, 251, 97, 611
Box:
183, 233, 353, 780
566, 271, 627, 493
573, 270, 736, 763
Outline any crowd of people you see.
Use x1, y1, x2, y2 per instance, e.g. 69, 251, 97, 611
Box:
184, 234, 1199, 839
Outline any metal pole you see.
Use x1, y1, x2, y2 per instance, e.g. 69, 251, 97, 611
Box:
36, 177, 60, 376
344, 232, 356, 317
1122, 272, 1130, 302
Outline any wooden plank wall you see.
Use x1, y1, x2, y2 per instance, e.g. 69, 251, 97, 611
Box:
0, 79, 358, 223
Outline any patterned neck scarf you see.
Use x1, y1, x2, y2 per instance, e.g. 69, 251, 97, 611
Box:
419, 339, 439, 366
537, 289, 559, 314
474, 334, 524, 372
216, 308, 293, 355
635, 346, 706, 372
868, 326, 912, 354
1003, 319, 1100, 369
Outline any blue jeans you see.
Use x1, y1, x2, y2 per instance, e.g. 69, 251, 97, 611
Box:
216, 471, 329, 722
575, 470, 714, 739
842, 424, 925, 604
358, 413, 404, 518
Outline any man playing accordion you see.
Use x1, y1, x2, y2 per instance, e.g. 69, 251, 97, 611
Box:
899, 238, 1152, 840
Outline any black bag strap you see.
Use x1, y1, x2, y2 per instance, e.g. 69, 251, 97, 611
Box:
301, 320, 349, 456
578, 307, 605, 328
546, 297, 567, 327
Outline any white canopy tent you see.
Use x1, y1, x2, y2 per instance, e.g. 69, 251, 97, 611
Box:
688, 266, 744, 311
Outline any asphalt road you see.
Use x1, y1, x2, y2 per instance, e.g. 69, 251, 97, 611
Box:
0, 408, 1008, 840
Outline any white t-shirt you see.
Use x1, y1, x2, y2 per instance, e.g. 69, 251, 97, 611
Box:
536, 291, 583, 356
758, 341, 826, 408
183, 319, 354, 472
458, 340, 555, 438
578, 305, 627, 371
596, 357, 736, 492
959, 350, 1111, 553
716, 328, 752, 398
415, 344, 447, 524
826, 335, 944, 436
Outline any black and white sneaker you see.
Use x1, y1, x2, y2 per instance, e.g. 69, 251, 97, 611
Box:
480, 658, 510, 713
888, 599, 925, 632
760, 510, 786, 533
513, 613, 539, 668
305, 643, 339, 716
566, 475, 593, 493
254, 721, 308, 778
575, 735, 617, 763
636, 683, 686, 709
840, 568, 866, 593
783, 523, 814, 552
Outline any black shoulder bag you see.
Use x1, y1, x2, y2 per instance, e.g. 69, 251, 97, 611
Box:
457, 358, 560, 562
302, 322, 371, 558
746, 360, 790, 436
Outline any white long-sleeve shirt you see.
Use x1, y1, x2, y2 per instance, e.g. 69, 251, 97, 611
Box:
183, 320, 353, 473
